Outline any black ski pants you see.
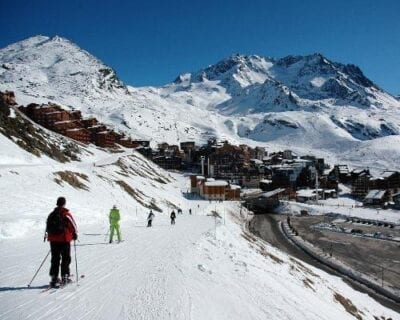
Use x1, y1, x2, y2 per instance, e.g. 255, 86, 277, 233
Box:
49, 242, 71, 279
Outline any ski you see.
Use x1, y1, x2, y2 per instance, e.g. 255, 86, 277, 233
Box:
40, 275, 85, 293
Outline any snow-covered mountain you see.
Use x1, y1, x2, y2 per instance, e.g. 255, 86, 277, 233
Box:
1, 35, 400, 172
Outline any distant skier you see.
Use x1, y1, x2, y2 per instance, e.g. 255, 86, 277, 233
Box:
45, 197, 77, 287
170, 210, 176, 225
177, 208, 182, 215
189, 208, 192, 215
109, 205, 122, 243
147, 210, 155, 227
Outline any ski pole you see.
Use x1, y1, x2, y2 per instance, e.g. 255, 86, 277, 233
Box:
27, 249, 51, 287
74, 240, 79, 285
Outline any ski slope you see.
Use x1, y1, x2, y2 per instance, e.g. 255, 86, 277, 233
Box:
1, 202, 399, 319
0, 127, 398, 319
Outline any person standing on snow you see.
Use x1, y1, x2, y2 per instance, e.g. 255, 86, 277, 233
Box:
46, 197, 77, 287
109, 205, 122, 243
170, 210, 176, 225
147, 210, 155, 227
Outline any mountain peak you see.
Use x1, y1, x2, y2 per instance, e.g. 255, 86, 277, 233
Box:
0, 34, 126, 100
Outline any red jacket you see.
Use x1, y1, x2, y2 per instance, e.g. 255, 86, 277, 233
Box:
47, 207, 78, 242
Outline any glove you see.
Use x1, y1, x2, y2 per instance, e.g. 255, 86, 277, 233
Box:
73, 233, 78, 240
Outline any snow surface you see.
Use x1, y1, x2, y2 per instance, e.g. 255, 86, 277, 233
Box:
0, 135, 399, 319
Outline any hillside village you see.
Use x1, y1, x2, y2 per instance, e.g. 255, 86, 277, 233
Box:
2, 90, 400, 214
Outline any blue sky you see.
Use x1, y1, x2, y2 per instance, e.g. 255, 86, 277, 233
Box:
1, 0, 399, 94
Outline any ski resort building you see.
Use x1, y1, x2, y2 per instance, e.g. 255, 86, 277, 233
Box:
363, 189, 390, 207
19, 102, 136, 148
190, 176, 240, 200
64, 128, 91, 144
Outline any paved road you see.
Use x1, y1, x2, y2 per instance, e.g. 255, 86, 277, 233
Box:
249, 213, 400, 313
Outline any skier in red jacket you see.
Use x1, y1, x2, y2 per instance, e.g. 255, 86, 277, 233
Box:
46, 197, 78, 287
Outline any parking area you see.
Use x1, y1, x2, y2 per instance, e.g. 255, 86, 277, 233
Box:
290, 215, 400, 295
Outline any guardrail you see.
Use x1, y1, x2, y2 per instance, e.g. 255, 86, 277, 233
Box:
280, 221, 400, 304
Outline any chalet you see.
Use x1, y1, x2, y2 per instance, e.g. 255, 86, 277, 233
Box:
180, 141, 196, 163
94, 131, 116, 148
81, 118, 98, 128
190, 176, 240, 200
33, 108, 71, 127
352, 170, 371, 198
208, 142, 247, 179
296, 188, 337, 202
226, 185, 241, 200
0, 91, 17, 105
271, 162, 307, 188
190, 175, 205, 193
363, 189, 389, 207
64, 128, 91, 144
296, 189, 317, 203
199, 180, 228, 200
331, 165, 351, 183
283, 150, 293, 160
87, 124, 108, 136
319, 174, 339, 191
117, 137, 134, 148
52, 120, 81, 133
152, 155, 182, 170
245, 188, 287, 213
378, 171, 400, 190
254, 147, 266, 160
70, 110, 82, 120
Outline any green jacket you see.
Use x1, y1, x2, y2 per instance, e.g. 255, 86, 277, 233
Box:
109, 208, 120, 225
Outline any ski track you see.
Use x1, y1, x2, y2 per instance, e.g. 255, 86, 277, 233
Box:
0, 216, 213, 320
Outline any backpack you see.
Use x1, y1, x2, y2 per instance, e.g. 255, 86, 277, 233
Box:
46, 208, 65, 235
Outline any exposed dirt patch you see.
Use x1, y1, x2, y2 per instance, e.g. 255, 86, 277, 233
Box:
54, 171, 89, 190
289, 257, 320, 278
0, 103, 81, 162
115, 180, 163, 212
241, 232, 284, 264
334, 292, 364, 320
302, 278, 316, 292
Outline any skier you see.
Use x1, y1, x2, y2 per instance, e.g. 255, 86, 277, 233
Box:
109, 205, 122, 243
189, 208, 192, 215
170, 210, 176, 225
147, 210, 155, 227
177, 208, 182, 215
45, 197, 77, 287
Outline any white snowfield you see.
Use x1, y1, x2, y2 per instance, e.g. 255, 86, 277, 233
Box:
0, 140, 398, 319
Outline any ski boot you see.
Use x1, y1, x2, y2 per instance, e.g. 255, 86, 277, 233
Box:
61, 275, 73, 286
50, 277, 61, 288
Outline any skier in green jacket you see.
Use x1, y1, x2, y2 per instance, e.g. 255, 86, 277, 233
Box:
109, 205, 122, 243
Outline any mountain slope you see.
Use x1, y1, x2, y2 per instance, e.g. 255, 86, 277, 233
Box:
1, 35, 400, 173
